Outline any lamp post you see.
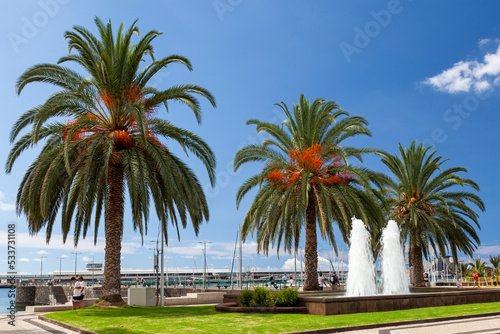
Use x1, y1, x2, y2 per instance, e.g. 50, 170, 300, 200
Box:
198, 241, 212, 290
149, 240, 161, 306
56, 256, 64, 279
40, 256, 47, 284
71, 252, 82, 276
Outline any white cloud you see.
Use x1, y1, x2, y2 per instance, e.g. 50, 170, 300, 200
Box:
0, 191, 15, 211
280, 256, 343, 272
165, 240, 261, 259
36, 250, 48, 255
475, 245, 500, 255
19, 258, 30, 262
0, 230, 108, 253
423, 43, 500, 94
479, 38, 490, 47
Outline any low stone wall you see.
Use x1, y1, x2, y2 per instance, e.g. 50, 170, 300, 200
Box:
25, 297, 128, 312
163, 292, 225, 306
215, 302, 308, 314
165, 287, 222, 297
16, 286, 36, 306
298, 288, 500, 315
18, 286, 128, 306
128, 288, 225, 306
34, 286, 52, 305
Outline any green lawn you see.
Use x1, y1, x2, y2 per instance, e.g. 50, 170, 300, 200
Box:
44, 302, 500, 334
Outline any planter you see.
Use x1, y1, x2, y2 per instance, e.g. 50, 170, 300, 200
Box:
215, 302, 307, 314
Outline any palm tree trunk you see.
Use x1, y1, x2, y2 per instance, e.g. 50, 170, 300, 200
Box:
100, 160, 125, 304
303, 193, 320, 291
411, 243, 425, 287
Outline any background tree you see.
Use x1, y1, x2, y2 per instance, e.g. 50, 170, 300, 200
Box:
380, 142, 484, 287
6, 18, 216, 305
459, 262, 472, 278
490, 255, 500, 276
234, 94, 384, 290
469, 258, 487, 277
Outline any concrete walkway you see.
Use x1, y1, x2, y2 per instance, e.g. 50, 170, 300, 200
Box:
333, 314, 500, 334
0, 312, 78, 334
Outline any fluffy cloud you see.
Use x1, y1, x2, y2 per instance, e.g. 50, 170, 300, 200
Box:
0, 230, 108, 253
423, 43, 500, 94
0, 191, 15, 211
475, 245, 500, 255
280, 256, 346, 272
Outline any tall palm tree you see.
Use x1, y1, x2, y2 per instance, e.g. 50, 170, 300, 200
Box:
6, 18, 216, 304
490, 255, 500, 276
381, 142, 484, 287
469, 258, 487, 272
234, 94, 385, 290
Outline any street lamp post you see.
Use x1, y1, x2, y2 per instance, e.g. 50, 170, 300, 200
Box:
71, 252, 82, 276
198, 241, 212, 290
160, 230, 165, 307
40, 256, 47, 283
149, 240, 161, 306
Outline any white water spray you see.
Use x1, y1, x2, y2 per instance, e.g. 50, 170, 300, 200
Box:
345, 218, 377, 296
381, 220, 410, 295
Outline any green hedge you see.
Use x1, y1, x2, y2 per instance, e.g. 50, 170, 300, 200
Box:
239, 287, 299, 307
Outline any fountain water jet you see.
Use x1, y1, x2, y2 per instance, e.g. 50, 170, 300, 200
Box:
346, 218, 409, 296
345, 218, 377, 296
381, 220, 409, 295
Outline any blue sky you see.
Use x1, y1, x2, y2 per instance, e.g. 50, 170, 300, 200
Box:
1, 0, 500, 276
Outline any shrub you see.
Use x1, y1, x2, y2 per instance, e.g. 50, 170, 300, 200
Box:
239, 290, 254, 307
274, 288, 299, 307
250, 287, 274, 307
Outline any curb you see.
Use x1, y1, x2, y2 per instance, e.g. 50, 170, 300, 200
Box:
287, 311, 500, 333
38, 315, 98, 334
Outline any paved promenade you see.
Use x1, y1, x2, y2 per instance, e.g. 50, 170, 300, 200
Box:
341, 314, 500, 334
0, 312, 78, 334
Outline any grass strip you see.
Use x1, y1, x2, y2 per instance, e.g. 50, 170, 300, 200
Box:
44, 302, 500, 333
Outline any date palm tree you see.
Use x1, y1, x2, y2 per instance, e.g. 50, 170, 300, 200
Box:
6, 18, 216, 304
490, 255, 500, 276
234, 94, 385, 290
469, 258, 487, 275
381, 142, 484, 287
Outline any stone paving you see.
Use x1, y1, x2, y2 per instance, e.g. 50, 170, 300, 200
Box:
342, 314, 500, 334
0, 312, 78, 334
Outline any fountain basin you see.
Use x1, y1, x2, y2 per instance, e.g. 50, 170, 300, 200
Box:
297, 288, 500, 315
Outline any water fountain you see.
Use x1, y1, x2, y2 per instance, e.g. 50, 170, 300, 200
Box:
345, 218, 377, 296
296, 217, 499, 315
381, 220, 410, 295
220, 219, 500, 316
345, 218, 409, 296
